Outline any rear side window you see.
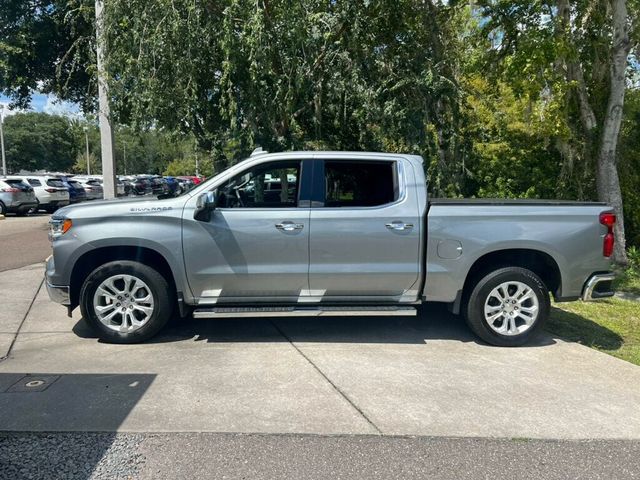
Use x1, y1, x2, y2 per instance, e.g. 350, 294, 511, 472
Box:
324, 161, 397, 207
28, 178, 42, 187
47, 179, 65, 188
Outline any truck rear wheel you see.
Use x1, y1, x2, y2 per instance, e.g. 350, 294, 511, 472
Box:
80, 261, 173, 344
464, 267, 550, 347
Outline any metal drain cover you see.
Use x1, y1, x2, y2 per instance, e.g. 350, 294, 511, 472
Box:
4, 375, 61, 393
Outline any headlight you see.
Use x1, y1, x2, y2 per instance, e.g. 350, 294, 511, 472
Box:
49, 218, 73, 241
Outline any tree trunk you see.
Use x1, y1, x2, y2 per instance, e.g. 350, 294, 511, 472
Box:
596, 0, 632, 265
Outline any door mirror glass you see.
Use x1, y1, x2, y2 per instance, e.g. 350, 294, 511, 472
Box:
196, 191, 217, 210
194, 191, 217, 220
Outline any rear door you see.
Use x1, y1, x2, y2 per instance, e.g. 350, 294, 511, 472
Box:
308, 157, 422, 302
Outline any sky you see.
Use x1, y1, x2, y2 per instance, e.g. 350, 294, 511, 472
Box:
0, 92, 80, 119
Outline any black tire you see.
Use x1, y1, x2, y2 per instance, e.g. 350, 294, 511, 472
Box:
0, 201, 6, 215
464, 267, 550, 347
29, 200, 40, 214
80, 261, 174, 343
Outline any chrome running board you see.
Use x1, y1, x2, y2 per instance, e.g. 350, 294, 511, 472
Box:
193, 305, 417, 319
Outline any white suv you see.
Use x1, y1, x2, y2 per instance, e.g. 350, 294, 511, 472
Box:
72, 177, 104, 200
7, 175, 70, 213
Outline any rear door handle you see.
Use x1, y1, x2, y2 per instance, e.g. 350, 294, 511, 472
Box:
385, 221, 414, 231
275, 222, 304, 232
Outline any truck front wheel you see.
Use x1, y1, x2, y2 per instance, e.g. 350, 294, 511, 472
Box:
464, 267, 550, 347
80, 261, 174, 344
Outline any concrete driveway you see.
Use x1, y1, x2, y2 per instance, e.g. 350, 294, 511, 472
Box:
1, 263, 640, 440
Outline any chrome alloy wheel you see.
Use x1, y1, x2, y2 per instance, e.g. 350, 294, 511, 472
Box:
483, 281, 539, 336
93, 274, 155, 333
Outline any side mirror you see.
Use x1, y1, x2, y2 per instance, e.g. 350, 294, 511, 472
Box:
194, 190, 217, 221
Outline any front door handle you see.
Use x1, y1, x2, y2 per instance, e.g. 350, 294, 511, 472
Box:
276, 222, 304, 232
385, 221, 414, 231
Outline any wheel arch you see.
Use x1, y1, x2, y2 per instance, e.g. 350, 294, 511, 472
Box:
69, 245, 177, 309
461, 248, 562, 306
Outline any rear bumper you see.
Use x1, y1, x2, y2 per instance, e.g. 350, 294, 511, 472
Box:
581, 273, 615, 301
41, 200, 70, 208
7, 201, 38, 212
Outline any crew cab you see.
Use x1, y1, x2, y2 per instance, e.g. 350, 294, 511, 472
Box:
45, 150, 616, 346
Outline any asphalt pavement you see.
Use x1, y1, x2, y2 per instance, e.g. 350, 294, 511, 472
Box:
0, 214, 51, 272
2, 432, 639, 480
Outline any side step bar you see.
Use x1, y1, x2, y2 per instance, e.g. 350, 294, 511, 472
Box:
193, 305, 417, 319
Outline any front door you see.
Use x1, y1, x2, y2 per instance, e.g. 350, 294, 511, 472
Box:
308, 158, 422, 301
183, 159, 311, 303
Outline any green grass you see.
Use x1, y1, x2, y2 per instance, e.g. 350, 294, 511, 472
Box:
613, 270, 640, 296
613, 246, 640, 296
548, 298, 640, 366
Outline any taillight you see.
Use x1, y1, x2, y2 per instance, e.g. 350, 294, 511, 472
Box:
599, 211, 616, 257
45, 188, 57, 193
1, 187, 20, 193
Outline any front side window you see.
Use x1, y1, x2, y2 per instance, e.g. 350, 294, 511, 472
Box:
217, 160, 300, 209
324, 161, 397, 207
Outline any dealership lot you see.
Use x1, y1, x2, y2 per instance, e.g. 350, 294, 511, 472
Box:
1, 262, 640, 440
0, 215, 51, 272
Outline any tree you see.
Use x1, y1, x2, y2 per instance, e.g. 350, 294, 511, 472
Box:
72, 150, 99, 174
479, 0, 640, 263
103, 0, 465, 193
3, 112, 78, 173
0, 1, 96, 111
618, 89, 640, 247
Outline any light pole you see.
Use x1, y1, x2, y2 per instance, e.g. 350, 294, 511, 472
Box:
95, 0, 116, 199
194, 139, 199, 177
84, 126, 90, 175
0, 104, 6, 176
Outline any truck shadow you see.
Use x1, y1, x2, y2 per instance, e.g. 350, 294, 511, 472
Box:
73, 302, 557, 347
547, 306, 623, 351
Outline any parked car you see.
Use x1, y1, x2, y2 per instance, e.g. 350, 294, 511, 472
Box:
115, 178, 126, 197
46, 150, 616, 345
119, 177, 134, 196
149, 176, 169, 196
175, 177, 195, 192
164, 176, 182, 196
130, 176, 153, 195
73, 178, 104, 200
178, 175, 204, 186
0, 178, 38, 216
60, 177, 87, 204
7, 175, 70, 213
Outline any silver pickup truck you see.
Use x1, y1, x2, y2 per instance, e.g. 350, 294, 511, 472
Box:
45, 150, 616, 346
